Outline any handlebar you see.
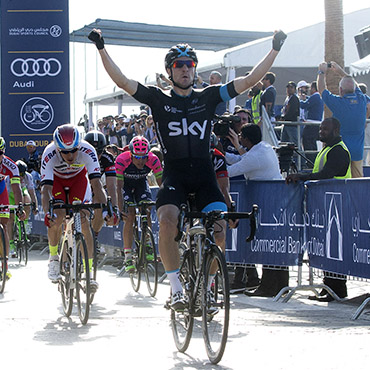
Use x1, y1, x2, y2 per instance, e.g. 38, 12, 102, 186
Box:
175, 204, 258, 243
49, 199, 107, 218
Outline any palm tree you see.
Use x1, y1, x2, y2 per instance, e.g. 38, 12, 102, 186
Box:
324, 0, 344, 99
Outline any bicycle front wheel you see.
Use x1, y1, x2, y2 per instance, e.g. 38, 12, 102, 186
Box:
170, 249, 194, 353
75, 234, 90, 325
202, 244, 230, 364
130, 223, 141, 292
0, 225, 7, 294
143, 228, 158, 297
58, 238, 73, 317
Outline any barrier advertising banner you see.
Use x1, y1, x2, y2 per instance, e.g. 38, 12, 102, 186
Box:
306, 179, 370, 279
226, 180, 305, 266
0, 0, 69, 159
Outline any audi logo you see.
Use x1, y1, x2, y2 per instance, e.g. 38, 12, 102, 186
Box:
10, 58, 62, 77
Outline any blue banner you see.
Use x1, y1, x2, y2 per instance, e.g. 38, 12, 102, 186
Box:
1, 0, 70, 159
306, 179, 370, 279
226, 180, 305, 266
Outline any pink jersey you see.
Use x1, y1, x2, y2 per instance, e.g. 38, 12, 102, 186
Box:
115, 151, 163, 181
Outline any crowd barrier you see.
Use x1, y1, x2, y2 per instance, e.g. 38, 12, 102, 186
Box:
28, 178, 370, 318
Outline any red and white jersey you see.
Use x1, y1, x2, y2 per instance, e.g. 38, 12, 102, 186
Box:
0, 155, 20, 183
40, 140, 101, 185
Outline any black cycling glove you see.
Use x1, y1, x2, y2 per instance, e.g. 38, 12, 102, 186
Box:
272, 30, 287, 51
88, 30, 105, 50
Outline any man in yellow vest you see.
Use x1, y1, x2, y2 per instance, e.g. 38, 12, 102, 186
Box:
286, 117, 350, 301
251, 81, 263, 126
286, 117, 351, 183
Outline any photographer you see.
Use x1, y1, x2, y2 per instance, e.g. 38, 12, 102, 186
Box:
216, 109, 251, 165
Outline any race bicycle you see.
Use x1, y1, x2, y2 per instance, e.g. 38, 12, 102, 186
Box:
168, 203, 258, 364
0, 203, 24, 294
49, 193, 111, 325
128, 201, 158, 297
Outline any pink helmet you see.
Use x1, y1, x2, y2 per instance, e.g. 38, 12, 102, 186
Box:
129, 136, 149, 156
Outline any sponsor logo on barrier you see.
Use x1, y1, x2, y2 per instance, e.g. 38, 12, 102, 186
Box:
20, 97, 54, 131
50, 25, 62, 37
11, 58, 62, 77
325, 192, 343, 261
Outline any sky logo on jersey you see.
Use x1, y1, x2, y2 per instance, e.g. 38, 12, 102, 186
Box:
168, 118, 207, 139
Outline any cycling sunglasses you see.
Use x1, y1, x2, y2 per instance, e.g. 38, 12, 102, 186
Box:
60, 147, 79, 155
172, 60, 196, 69
133, 154, 148, 160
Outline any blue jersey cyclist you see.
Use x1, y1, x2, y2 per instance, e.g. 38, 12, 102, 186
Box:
89, 28, 287, 309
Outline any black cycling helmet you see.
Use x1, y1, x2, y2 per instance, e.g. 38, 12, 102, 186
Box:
164, 44, 198, 69
84, 130, 106, 154
16, 160, 27, 176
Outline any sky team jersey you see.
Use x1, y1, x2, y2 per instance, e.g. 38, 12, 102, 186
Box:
115, 151, 163, 181
132, 82, 238, 163
40, 140, 101, 186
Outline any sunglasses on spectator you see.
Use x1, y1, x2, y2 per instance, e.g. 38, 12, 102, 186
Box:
132, 154, 148, 160
172, 60, 196, 69
60, 147, 79, 155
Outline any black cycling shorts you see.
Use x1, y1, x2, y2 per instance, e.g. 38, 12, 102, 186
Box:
122, 178, 152, 205
156, 159, 225, 211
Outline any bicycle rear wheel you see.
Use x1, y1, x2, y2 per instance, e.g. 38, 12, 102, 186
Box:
143, 228, 158, 297
130, 223, 141, 292
75, 234, 90, 325
58, 238, 73, 317
170, 249, 194, 353
0, 225, 7, 294
202, 244, 230, 364
17, 222, 29, 266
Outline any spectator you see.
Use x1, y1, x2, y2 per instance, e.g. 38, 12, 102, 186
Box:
244, 89, 253, 112
198, 71, 227, 115
227, 123, 288, 296
297, 80, 310, 121
156, 72, 172, 90
358, 83, 370, 165
221, 108, 252, 165
286, 117, 351, 301
250, 81, 263, 125
300, 81, 324, 167
24, 140, 41, 173
318, 61, 367, 178
281, 81, 300, 146
261, 72, 277, 121
144, 115, 158, 145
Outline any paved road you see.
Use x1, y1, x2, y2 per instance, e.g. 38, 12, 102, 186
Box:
1, 251, 370, 370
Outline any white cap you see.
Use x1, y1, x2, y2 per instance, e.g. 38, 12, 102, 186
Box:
297, 80, 309, 89
26, 140, 36, 147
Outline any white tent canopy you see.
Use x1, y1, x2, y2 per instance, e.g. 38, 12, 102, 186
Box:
199, 7, 370, 72
350, 54, 370, 76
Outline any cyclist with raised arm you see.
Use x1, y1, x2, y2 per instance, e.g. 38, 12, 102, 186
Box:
115, 136, 163, 273
6, 160, 38, 257
41, 124, 108, 290
89, 28, 286, 309
0, 138, 26, 272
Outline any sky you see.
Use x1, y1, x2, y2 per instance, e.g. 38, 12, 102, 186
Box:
67, 0, 370, 122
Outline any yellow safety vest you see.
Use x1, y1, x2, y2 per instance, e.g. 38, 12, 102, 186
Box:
251, 91, 262, 124
312, 140, 351, 179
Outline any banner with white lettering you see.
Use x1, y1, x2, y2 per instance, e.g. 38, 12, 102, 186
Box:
226, 180, 305, 266
306, 179, 370, 279
0, 0, 69, 159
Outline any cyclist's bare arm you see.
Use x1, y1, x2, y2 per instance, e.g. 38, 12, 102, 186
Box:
105, 175, 117, 208
233, 30, 286, 95
41, 184, 53, 214
233, 49, 278, 95
116, 178, 124, 214
90, 178, 107, 205
97, 43, 138, 96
